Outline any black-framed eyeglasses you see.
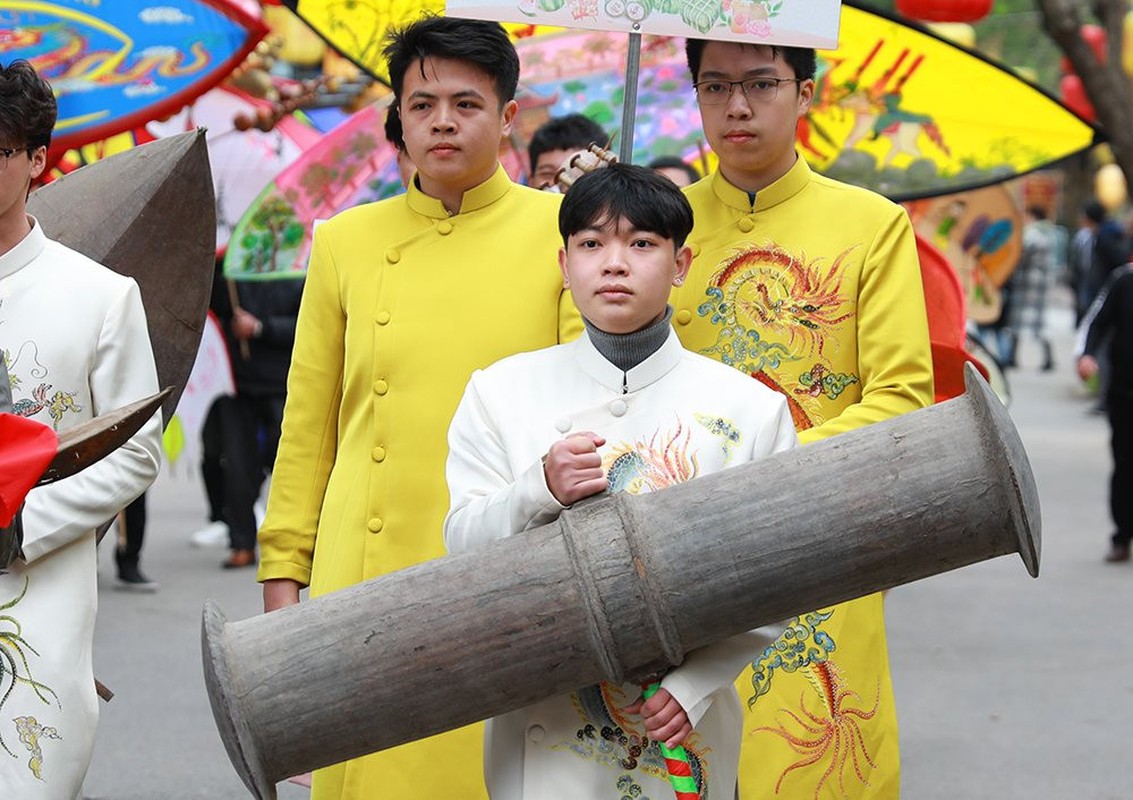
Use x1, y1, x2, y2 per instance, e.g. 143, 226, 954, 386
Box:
694, 77, 802, 105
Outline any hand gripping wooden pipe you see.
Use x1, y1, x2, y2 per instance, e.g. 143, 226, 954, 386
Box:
202, 364, 1040, 798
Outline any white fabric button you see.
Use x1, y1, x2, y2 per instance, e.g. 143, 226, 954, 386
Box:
554, 417, 571, 433
527, 724, 545, 743
609, 399, 628, 417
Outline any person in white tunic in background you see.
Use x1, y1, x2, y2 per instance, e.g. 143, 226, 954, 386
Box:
444, 164, 797, 799
0, 60, 161, 799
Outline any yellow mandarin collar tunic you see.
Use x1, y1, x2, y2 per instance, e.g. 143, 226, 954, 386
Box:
675, 155, 933, 445
405, 161, 510, 217
708, 151, 812, 213
261, 164, 579, 588
675, 155, 933, 799
258, 165, 580, 800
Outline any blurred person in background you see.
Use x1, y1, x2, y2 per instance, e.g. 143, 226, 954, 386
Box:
188, 259, 302, 570
1075, 202, 1130, 413
648, 154, 701, 188
1078, 261, 1133, 563
1079, 200, 1128, 321
527, 112, 607, 189
1001, 205, 1058, 371
114, 493, 157, 590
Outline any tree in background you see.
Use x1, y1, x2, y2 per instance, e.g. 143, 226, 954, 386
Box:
1036, 0, 1133, 200
852, 0, 1123, 222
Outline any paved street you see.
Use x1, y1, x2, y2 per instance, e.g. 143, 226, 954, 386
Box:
79, 295, 1132, 799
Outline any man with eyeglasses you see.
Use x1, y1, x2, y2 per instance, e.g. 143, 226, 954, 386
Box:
0, 60, 161, 797
669, 40, 933, 799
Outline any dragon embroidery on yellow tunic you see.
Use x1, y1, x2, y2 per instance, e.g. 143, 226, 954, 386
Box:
696, 241, 861, 427
695, 241, 882, 797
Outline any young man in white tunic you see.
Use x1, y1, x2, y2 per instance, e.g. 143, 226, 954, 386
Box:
444, 164, 798, 799
0, 60, 162, 798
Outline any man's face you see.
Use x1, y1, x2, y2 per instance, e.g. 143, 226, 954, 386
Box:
559, 216, 691, 334
0, 142, 44, 224
531, 147, 582, 190
694, 42, 813, 192
398, 57, 517, 198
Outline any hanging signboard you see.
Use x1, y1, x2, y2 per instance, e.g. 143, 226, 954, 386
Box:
446, 0, 842, 48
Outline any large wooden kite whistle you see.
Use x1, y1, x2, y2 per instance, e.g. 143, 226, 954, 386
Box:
202, 363, 1039, 799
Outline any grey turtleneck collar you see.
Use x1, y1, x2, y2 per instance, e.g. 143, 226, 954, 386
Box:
582, 306, 674, 373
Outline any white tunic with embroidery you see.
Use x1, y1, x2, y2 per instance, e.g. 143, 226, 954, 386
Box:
445, 330, 797, 800
0, 219, 161, 799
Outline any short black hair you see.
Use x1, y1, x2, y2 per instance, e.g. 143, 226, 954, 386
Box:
685, 39, 816, 83
559, 163, 694, 249
647, 155, 700, 186
384, 105, 404, 151
528, 114, 607, 171
1085, 200, 1107, 224
0, 60, 57, 150
383, 15, 519, 108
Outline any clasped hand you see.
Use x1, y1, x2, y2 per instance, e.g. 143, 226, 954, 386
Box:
624, 687, 693, 749
543, 431, 607, 505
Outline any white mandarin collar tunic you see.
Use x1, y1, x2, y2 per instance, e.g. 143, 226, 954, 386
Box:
0, 218, 160, 798
445, 330, 797, 800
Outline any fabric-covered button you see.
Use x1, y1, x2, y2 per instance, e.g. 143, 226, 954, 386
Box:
367, 517, 384, 533
675, 309, 692, 325
385, 248, 401, 264
527, 724, 545, 743
374, 379, 389, 396
737, 217, 755, 233
372, 446, 386, 462
376, 311, 391, 325
554, 417, 572, 433
609, 399, 628, 417
437, 220, 454, 235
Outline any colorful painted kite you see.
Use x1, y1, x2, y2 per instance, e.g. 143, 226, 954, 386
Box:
0, 0, 268, 164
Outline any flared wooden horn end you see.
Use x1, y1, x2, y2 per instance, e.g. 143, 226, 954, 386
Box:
202, 600, 277, 800
962, 362, 1041, 578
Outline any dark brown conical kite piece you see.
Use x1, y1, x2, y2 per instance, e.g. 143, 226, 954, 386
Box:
36, 389, 171, 486
27, 130, 216, 423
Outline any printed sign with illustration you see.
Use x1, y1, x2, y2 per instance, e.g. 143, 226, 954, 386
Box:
447, 0, 842, 48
